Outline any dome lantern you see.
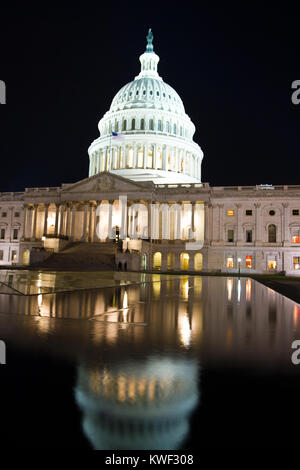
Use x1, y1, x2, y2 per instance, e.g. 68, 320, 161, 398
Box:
136, 28, 161, 81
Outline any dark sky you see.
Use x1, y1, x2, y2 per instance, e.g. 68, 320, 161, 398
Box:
0, 4, 300, 191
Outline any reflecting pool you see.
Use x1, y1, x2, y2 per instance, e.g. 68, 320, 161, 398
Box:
0, 272, 300, 449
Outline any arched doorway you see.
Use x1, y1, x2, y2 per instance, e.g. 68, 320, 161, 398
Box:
22, 249, 30, 265
153, 252, 162, 271
180, 253, 189, 271
167, 252, 175, 271
194, 253, 203, 271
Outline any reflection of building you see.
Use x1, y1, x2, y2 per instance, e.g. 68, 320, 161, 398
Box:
1, 30, 300, 274
75, 358, 198, 450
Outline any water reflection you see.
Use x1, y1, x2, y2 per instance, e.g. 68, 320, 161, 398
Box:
75, 358, 198, 450
0, 275, 300, 449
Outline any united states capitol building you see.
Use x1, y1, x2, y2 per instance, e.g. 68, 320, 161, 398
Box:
1, 30, 300, 275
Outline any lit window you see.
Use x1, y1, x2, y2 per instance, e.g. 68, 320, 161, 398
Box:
227, 257, 234, 268
293, 210, 299, 216
293, 257, 300, 270
293, 236, 300, 244
227, 210, 234, 216
137, 148, 144, 168
268, 260, 277, 270
245, 256, 252, 269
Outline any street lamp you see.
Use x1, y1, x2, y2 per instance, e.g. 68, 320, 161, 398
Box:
238, 258, 241, 278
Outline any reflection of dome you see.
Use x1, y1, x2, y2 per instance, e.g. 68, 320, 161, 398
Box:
88, 29, 203, 184
75, 357, 199, 450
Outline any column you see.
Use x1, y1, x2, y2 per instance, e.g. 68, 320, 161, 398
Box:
31, 204, 38, 240
176, 202, 182, 241
94, 201, 100, 242
58, 204, 64, 236
81, 203, 88, 242
218, 204, 224, 242
133, 144, 138, 169
43, 204, 49, 236
153, 144, 157, 169
144, 144, 148, 169
88, 203, 93, 242
236, 203, 243, 243
106, 200, 113, 241
162, 146, 167, 171
54, 203, 59, 236
71, 203, 77, 240
65, 205, 71, 237
283, 203, 290, 245
255, 203, 262, 245
23, 205, 29, 239
204, 202, 211, 246
147, 200, 152, 240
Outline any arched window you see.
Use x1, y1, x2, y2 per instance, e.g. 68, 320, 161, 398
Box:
108, 122, 112, 133
166, 121, 170, 132
158, 120, 162, 131
114, 120, 119, 132
140, 119, 145, 130
149, 119, 154, 131
180, 126, 183, 136
268, 224, 277, 243
173, 124, 177, 135
122, 120, 127, 131
153, 252, 161, 270
180, 253, 189, 271
131, 119, 135, 130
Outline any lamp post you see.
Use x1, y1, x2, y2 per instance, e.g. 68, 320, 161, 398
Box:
238, 257, 241, 278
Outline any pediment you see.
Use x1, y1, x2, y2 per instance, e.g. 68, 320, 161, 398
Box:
61, 172, 151, 195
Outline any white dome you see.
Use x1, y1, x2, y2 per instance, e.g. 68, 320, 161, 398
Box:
110, 77, 185, 115
88, 29, 204, 184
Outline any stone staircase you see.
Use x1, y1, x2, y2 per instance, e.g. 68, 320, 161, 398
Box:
36, 242, 117, 270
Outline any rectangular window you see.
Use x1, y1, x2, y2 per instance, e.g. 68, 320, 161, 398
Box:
246, 230, 253, 243
227, 230, 234, 243
0, 229, 5, 240
246, 210, 252, 216
0, 250, 3, 261
227, 210, 234, 216
1, 212, 7, 218
293, 236, 300, 244
293, 257, 300, 270
245, 256, 252, 269
227, 257, 234, 268
292, 210, 299, 216
11, 250, 16, 262
14, 212, 20, 217
268, 260, 277, 270
13, 229, 18, 240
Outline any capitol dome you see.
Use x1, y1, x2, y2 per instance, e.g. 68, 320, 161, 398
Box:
88, 30, 203, 184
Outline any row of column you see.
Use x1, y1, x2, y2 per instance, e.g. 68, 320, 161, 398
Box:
210, 203, 291, 244
89, 144, 201, 179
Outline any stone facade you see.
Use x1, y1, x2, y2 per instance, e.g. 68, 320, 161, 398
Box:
1, 32, 299, 275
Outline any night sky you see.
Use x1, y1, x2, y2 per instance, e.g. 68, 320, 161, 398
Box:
0, 4, 300, 192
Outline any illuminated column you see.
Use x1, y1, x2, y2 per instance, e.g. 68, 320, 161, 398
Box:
218, 204, 224, 242
162, 145, 167, 170
106, 200, 114, 241
144, 144, 148, 169
176, 202, 182, 240
204, 202, 211, 246
255, 203, 262, 245
236, 203, 242, 243
153, 144, 157, 169
88, 203, 94, 242
71, 203, 77, 240
283, 203, 290, 245
94, 201, 100, 242
24, 205, 31, 239
58, 204, 64, 236
54, 203, 59, 236
81, 203, 88, 242
31, 204, 38, 240
43, 204, 49, 236
65, 205, 71, 237
148, 200, 152, 239
191, 202, 196, 232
